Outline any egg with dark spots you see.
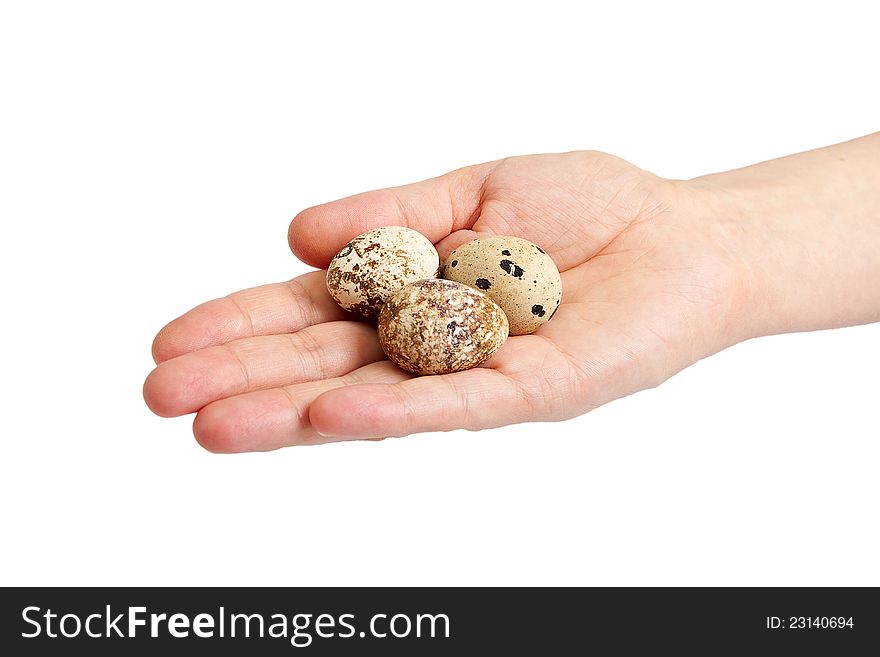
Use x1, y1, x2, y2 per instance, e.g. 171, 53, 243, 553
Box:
441, 236, 562, 335
326, 226, 439, 318
378, 279, 508, 375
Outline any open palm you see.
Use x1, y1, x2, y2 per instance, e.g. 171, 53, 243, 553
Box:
144, 152, 745, 451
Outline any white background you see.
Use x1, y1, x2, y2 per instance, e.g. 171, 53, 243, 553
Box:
1, 1, 877, 586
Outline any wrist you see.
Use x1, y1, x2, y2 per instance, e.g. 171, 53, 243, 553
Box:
669, 176, 772, 346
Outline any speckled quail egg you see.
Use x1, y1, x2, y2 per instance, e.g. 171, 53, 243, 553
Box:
326, 226, 440, 318
441, 236, 562, 335
378, 279, 509, 375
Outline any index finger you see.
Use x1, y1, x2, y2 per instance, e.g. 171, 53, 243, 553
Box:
288, 161, 498, 268
151, 270, 350, 364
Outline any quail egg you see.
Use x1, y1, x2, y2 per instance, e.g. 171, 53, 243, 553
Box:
326, 226, 439, 318
378, 278, 509, 375
441, 236, 561, 335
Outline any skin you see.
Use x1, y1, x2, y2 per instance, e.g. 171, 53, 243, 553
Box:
143, 133, 880, 452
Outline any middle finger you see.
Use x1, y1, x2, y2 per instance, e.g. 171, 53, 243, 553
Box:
143, 320, 385, 417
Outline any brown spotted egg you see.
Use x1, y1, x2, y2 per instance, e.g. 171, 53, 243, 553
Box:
326, 226, 440, 318
441, 236, 562, 335
378, 279, 509, 375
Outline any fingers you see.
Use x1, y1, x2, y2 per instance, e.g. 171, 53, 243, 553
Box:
151, 270, 349, 364
288, 161, 498, 268
144, 321, 384, 418
307, 367, 528, 441
193, 361, 411, 453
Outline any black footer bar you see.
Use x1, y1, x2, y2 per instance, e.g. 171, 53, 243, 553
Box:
2, 587, 877, 654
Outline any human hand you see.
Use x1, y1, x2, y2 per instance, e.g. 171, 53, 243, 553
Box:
144, 150, 759, 451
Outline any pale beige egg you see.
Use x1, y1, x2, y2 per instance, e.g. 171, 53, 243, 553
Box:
378, 279, 509, 375
326, 226, 439, 318
441, 236, 562, 335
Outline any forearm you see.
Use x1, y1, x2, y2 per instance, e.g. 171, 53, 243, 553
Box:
693, 133, 880, 338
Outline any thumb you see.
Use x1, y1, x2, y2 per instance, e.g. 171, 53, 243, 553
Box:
288, 161, 498, 268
